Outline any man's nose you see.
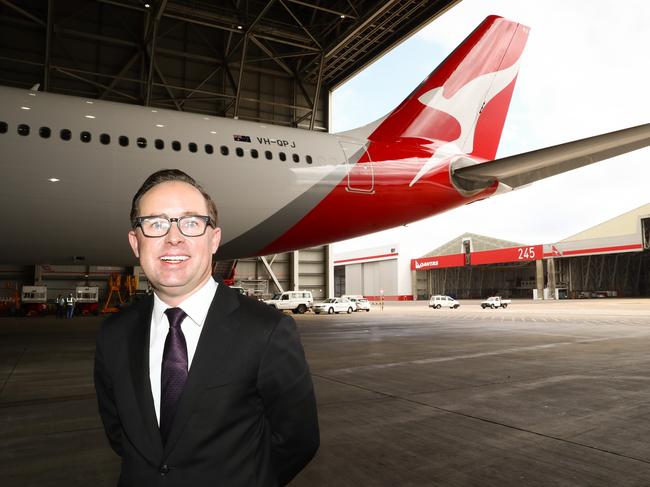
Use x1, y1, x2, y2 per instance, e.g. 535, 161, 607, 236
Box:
165, 222, 185, 243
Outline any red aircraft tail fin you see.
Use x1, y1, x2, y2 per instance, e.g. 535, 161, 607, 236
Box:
368, 15, 529, 161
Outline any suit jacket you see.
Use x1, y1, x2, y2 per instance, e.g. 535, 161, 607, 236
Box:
94, 282, 319, 486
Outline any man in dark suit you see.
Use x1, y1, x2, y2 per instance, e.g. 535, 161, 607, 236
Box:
94, 169, 319, 486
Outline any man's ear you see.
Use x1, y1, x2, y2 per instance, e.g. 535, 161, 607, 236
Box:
128, 230, 140, 258
210, 227, 221, 255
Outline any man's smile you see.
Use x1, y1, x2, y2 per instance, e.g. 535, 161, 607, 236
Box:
160, 255, 190, 263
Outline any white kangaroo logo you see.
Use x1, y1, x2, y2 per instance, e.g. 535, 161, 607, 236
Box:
409, 58, 521, 187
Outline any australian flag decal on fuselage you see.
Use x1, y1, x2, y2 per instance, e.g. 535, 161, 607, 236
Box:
233, 134, 251, 142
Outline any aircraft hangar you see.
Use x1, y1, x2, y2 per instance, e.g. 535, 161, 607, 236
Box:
412, 203, 650, 300
0, 0, 461, 303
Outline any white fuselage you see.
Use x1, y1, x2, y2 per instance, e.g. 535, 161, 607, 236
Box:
0, 86, 358, 264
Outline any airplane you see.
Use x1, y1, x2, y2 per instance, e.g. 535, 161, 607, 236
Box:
1, 15, 649, 267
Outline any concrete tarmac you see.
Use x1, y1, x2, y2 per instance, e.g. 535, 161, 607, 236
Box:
2, 299, 650, 486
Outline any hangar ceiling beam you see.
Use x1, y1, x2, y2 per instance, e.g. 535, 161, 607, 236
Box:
153, 61, 183, 111
0, 0, 44, 26
324, 0, 398, 59
53, 66, 138, 100
98, 51, 141, 100
278, 0, 322, 49
144, 2, 166, 106
309, 53, 324, 131
0, 0, 458, 130
285, 0, 356, 20
247, 34, 316, 122
44, 0, 53, 91
234, 0, 276, 118
233, 34, 248, 119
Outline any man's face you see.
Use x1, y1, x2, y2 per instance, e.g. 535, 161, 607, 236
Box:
128, 181, 221, 306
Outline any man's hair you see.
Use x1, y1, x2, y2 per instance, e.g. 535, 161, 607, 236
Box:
130, 169, 218, 228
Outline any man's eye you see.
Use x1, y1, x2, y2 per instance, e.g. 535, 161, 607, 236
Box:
149, 219, 167, 230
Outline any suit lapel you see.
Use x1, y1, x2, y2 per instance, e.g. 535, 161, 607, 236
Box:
129, 296, 164, 462
163, 282, 240, 456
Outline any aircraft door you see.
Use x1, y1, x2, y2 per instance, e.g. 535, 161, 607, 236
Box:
339, 139, 374, 193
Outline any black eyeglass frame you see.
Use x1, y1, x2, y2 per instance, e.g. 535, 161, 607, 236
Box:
134, 215, 215, 237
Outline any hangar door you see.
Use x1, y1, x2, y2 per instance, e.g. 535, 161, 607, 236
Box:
345, 259, 397, 296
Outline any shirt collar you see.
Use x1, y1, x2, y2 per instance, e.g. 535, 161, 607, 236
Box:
152, 277, 218, 328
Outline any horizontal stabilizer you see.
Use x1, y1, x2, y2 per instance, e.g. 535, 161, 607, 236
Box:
452, 123, 650, 191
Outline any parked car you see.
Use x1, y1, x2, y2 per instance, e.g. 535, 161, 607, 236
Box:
264, 290, 313, 314
313, 297, 354, 315
428, 295, 460, 309
346, 296, 371, 312
481, 296, 511, 309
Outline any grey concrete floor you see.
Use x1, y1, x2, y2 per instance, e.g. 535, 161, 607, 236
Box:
2, 299, 650, 486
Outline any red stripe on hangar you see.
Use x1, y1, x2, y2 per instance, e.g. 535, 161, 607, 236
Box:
471, 245, 542, 265
542, 243, 643, 258
412, 245, 542, 270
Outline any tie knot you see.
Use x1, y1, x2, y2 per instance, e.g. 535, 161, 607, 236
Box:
164, 307, 187, 329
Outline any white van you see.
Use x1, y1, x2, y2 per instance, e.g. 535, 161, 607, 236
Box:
264, 291, 313, 314
429, 295, 460, 309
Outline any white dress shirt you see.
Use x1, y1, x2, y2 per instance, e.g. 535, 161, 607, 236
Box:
149, 277, 218, 425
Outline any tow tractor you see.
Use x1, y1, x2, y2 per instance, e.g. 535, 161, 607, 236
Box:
76, 286, 100, 315
21, 285, 48, 316
481, 296, 511, 309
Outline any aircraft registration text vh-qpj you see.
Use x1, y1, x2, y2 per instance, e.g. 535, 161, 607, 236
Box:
1, 16, 650, 265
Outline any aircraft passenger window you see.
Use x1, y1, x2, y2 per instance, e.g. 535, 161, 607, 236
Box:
100, 133, 110, 145
119, 136, 129, 147
80, 131, 91, 143
220, 145, 229, 156
0, 121, 7, 134
18, 124, 30, 136
39, 127, 51, 138
155, 139, 164, 150
137, 137, 147, 148
292, 154, 299, 163
279, 152, 286, 161
205, 144, 214, 154
236, 147, 244, 157
251, 149, 259, 159
60, 129, 71, 141
188, 142, 197, 153
172, 140, 181, 151
265, 150, 272, 160
306, 155, 313, 164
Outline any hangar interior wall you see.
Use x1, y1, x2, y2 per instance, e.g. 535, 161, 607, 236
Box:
417, 262, 538, 299
234, 246, 328, 300
555, 252, 650, 297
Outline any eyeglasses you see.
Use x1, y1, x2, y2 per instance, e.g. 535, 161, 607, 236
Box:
134, 215, 214, 237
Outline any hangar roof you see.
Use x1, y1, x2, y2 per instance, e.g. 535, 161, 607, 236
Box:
421, 232, 524, 258
560, 202, 650, 243
0, 0, 461, 128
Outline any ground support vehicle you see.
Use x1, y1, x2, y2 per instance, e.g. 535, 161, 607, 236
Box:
429, 295, 460, 309
21, 285, 48, 316
76, 286, 100, 315
264, 291, 313, 314
481, 296, 511, 309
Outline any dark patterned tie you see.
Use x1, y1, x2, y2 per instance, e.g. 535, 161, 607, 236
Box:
160, 307, 188, 443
